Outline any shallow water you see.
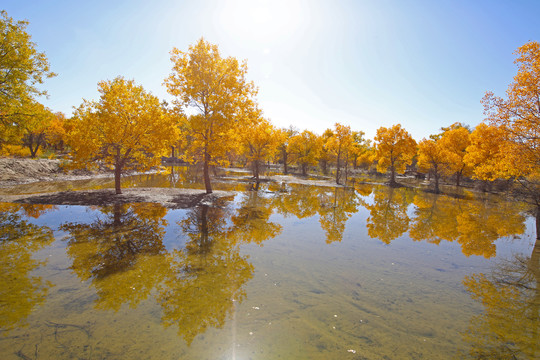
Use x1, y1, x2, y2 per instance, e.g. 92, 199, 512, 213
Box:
0, 183, 538, 359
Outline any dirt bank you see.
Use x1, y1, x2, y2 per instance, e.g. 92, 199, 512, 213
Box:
0, 188, 235, 209
0, 157, 111, 186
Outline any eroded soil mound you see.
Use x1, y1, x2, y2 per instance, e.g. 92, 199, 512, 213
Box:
0, 158, 64, 182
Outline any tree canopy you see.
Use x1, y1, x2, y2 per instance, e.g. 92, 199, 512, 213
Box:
165, 38, 258, 193
374, 124, 417, 186
68, 77, 177, 194
0, 10, 55, 148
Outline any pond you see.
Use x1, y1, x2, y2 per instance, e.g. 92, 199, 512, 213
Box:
0, 176, 538, 359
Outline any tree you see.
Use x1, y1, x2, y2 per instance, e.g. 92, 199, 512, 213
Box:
482, 41, 540, 236
20, 101, 55, 158
463, 123, 509, 184
165, 38, 258, 194
68, 77, 177, 194
0, 11, 55, 147
288, 130, 320, 176
350, 130, 371, 169
47, 112, 73, 152
374, 124, 417, 186
276, 126, 298, 174
437, 126, 472, 186
326, 123, 353, 184
239, 117, 280, 182
417, 138, 451, 193
318, 128, 334, 176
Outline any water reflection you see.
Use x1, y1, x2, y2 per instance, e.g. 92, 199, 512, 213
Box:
0, 181, 537, 357
270, 184, 359, 243
230, 190, 283, 245
160, 204, 254, 344
462, 239, 540, 358
60, 203, 169, 310
55, 197, 283, 345
365, 187, 414, 244
409, 191, 526, 258
0, 203, 55, 332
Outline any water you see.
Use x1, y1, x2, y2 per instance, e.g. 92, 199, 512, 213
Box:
0, 181, 538, 359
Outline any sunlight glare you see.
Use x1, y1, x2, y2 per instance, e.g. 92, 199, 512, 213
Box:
215, 0, 314, 44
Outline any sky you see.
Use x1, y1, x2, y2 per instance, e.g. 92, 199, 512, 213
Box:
3, 0, 540, 140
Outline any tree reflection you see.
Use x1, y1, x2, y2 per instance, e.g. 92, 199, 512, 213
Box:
271, 184, 360, 243
60, 203, 169, 310
59, 197, 281, 345
0, 203, 55, 332
462, 239, 539, 359
409, 192, 461, 244
318, 187, 360, 243
456, 197, 526, 257
409, 192, 526, 258
229, 191, 283, 245
272, 183, 320, 219
157, 204, 255, 345
365, 187, 414, 244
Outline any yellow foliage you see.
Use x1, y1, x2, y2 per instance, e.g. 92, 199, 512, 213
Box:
482, 41, 540, 178
464, 123, 512, 181
165, 38, 258, 193
374, 124, 417, 184
0, 144, 33, 157
68, 77, 178, 194
239, 117, 280, 180
288, 130, 320, 176
326, 123, 353, 184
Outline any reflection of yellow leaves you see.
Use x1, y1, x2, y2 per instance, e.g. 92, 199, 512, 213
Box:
230, 191, 282, 245
409, 193, 461, 244
272, 184, 359, 243
462, 249, 540, 360
61, 203, 169, 310
456, 199, 525, 258
366, 187, 412, 244
158, 246, 253, 345
318, 188, 359, 243
0, 206, 55, 332
409, 192, 526, 258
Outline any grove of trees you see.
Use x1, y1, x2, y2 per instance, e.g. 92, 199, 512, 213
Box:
0, 10, 539, 227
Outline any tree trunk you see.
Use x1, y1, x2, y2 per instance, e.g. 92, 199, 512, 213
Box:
282, 148, 288, 174
302, 163, 307, 176
320, 160, 328, 175
434, 171, 440, 194
253, 160, 260, 182
456, 171, 462, 187
199, 205, 210, 253
344, 152, 349, 185
335, 150, 341, 185
536, 205, 540, 240
114, 165, 122, 194
203, 150, 212, 194
113, 203, 122, 226
27, 133, 41, 158
389, 166, 397, 186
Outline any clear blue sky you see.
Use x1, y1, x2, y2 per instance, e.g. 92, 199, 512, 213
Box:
3, 0, 539, 140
